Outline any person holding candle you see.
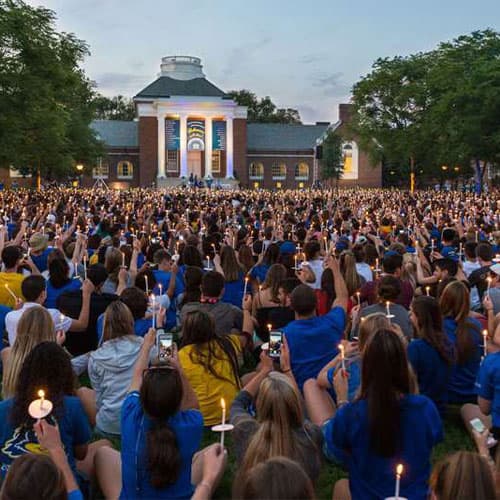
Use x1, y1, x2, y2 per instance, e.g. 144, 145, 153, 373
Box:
467, 242, 494, 303
216, 245, 247, 308
322, 328, 443, 500
0, 342, 108, 490
93, 327, 205, 499
0, 246, 27, 308
439, 281, 483, 403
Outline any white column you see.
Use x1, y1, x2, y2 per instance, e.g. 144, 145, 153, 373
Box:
204, 116, 213, 178
157, 114, 166, 178
179, 114, 188, 178
226, 117, 234, 178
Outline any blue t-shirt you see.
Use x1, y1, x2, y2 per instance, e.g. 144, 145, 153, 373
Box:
444, 317, 482, 403
31, 248, 52, 273
221, 272, 245, 308
153, 270, 185, 330
476, 352, 500, 428
0, 396, 91, 479
44, 278, 82, 310
249, 264, 270, 284
120, 392, 203, 499
322, 395, 443, 500
408, 339, 450, 412
327, 356, 361, 402
0, 305, 11, 351
283, 307, 346, 392
96, 314, 153, 343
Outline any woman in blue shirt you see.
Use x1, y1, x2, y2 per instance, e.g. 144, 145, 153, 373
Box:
408, 296, 453, 412
44, 250, 81, 309
439, 281, 483, 403
323, 329, 443, 500
218, 245, 246, 308
94, 328, 205, 500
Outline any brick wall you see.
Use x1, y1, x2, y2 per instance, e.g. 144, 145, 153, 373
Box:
138, 117, 158, 186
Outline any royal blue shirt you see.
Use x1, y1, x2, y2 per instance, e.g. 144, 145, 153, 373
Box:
283, 307, 346, 392
120, 392, 203, 499
221, 272, 245, 308
444, 317, 482, 403
0, 396, 90, 479
44, 278, 82, 309
249, 264, 270, 284
322, 395, 443, 500
408, 339, 450, 412
31, 248, 52, 273
153, 270, 185, 330
327, 356, 361, 402
476, 352, 500, 428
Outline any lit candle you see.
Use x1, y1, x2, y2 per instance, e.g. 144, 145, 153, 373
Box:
39, 389, 45, 410
431, 239, 435, 252
386, 301, 394, 318
151, 295, 156, 330
59, 313, 65, 329
83, 255, 87, 280
487, 276, 492, 296
243, 276, 249, 295
220, 398, 226, 448
395, 464, 403, 499
483, 329, 488, 358
159, 283, 163, 296
122, 252, 126, 268
356, 292, 361, 305
294, 254, 298, 269
425, 286, 430, 296
338, 343, 346, 374
145, 275, 149, 295
28, 389, 53, 420
206, 255, 211, 270
375, 258, 379, 270
323, 236, 328, 253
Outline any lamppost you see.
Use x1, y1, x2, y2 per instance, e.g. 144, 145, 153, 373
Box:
76, 164, 84, 187
440, 165, 448, 189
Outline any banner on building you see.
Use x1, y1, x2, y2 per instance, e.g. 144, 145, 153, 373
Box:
165, 119, 180, 150
212, 121, 226, 150
187, 119, 205, 150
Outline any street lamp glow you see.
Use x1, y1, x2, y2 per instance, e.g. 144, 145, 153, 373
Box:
76, 164, 84, 172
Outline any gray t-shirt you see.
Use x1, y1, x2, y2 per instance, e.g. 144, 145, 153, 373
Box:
354, 302, 412, 340
180, 301, 243, 336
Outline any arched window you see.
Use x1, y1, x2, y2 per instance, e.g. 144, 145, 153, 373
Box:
295, 162, 309, 180
271, 162, 286, 180
117, 161, 133, 179
249, 162, 264, 179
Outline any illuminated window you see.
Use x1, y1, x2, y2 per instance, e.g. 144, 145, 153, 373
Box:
295, 162, 309, 180
167, 150, 179, 173
92, 159, 109, 179
249, 162, 264, 179
271, 162, 286, 180
117, 161, 133, 179
211, 151, 221, 174
253, 182, 260, 189
276, 182, 282, 189
299, 182, 304, 189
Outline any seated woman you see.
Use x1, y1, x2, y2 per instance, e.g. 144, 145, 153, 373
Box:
320, 329, 443, 500
440, 280, 482, 403
94, 328, 205, 499
2, 306, 64, 399
216, 245, 246, 308
408, 296, 453, 412
229, 341, 323, 483
43, 249, 81, 309
0, 342, 108, 490
179, 310, 243, 426
86, 301, 144, 435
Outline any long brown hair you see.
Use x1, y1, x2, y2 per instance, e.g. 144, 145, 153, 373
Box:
237, 244, 254, 274
439, 281, 479, 364
220, 245, 243, 282
358, 329, 411, 457
430, 451, 496, 500
263, 264, 287, 303
104, 247, 122, 284
340, 250, 362, 296
102, 301, 135, 342
3, 307, 56, 399
181, 311, 240, 387
411, 296, 452, 364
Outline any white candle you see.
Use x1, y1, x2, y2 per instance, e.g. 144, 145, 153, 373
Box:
294, 254, 298, 269
83, 255, 87, 280
338, 344, 346, 374
220, 398, 226, 448
386, 301, 394, 318
356, 292, 361, 305
243, 276, 249, 295
39, 389, 45, 410
425, 286, 430, 297
483, 330, 488, 358
487, 277, 492, 296
122, 252, 126, 268
375, 258, 379, 270
206, 255, 211, 270
151, 295, 156, 330
145, 275, 149, 295
159, 283, 163, 296
395, 464, 403, 499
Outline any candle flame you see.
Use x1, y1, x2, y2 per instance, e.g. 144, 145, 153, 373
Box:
38, 390, 45, 399
220, 398, 226, 410
483, 329, 488, 337
396, 463, 403, 475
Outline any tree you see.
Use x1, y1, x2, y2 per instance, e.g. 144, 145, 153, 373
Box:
0, 0, 102, 180
228, 89, 302, 123
93, 94, 136, 121
321, 131, 344, 186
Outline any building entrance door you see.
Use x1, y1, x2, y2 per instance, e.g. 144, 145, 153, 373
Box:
187, 150, 202, 178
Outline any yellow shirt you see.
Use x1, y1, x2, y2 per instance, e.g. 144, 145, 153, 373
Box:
0, 273, 25, 308
179, 335, 241, 426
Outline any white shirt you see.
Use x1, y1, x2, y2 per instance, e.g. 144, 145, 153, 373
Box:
356, 262, 373, 283
6, 302, 72, 346
303, 259, 324, 289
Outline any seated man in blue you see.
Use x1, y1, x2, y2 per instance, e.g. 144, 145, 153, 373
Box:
152, 249, 184, 330
283, 255, 348, 392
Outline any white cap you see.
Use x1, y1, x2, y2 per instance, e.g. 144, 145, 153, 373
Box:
491, 263, 500, 276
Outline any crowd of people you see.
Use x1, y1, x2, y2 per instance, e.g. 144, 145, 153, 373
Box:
0, 185, 499, 499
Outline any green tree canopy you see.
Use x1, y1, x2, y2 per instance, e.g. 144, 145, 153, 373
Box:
93, 94, 136, 121
321, 131, 344, 185
0, 0, 102, 179
228, 90, 301, 123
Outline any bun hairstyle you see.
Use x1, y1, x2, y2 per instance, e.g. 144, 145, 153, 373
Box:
140, 367, 183, 489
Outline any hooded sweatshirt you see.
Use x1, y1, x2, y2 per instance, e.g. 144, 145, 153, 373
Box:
89, 335, 143, 435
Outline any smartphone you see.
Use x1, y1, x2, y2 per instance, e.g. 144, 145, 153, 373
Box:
268, 331, 283, 359
470, 418, 486, 433
157, 330, 174, 362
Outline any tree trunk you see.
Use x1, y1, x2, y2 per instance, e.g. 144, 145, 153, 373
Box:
410, 156, 415, 194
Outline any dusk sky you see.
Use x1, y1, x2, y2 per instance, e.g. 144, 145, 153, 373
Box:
26, 0, 500, 123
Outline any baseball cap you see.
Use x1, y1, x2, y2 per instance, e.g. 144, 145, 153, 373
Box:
29, 232, 49, 252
